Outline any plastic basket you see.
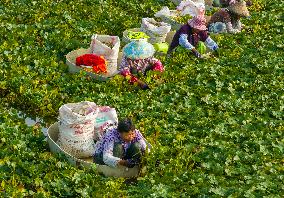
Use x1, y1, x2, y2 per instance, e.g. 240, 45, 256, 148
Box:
47, 122, 139, 178
66, 48, 122, 81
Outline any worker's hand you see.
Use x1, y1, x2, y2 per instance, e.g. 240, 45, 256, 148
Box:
137, 80, 150, 90
191, 48, 202, 58
141, 83, 150, 90
118, 160, 128, 167
130, 67, 138, 75
246, 0, 253, 6
212, 48, 220, 57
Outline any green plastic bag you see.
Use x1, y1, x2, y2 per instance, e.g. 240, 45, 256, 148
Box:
127, 31, 149, 40
153, 43, 169, 54
196, 41, 207, 55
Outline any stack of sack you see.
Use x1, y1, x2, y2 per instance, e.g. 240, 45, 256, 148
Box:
90, 34, 120, 75
140, 18, 171, 54
140, 18, 171, 44
56, 101, 118, 158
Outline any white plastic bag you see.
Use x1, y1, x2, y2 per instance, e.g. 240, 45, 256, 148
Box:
94, 106, 118, 141
57, 101, 99, 158
141, 18, 171, 43
141, 18, 171, 36
176, 0, 205, 16
154, 7, 174, 17
90, 34, 120, 74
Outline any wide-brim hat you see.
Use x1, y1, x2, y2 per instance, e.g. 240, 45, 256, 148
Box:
228, 1, 250, 17
123, 40, 155, 60
188, 16, 207, 31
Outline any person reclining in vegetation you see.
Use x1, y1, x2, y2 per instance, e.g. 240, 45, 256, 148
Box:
93, 118, 148, 168
208, 0, 250, 33
168, 1, 219, 58
119, 40, 164, 90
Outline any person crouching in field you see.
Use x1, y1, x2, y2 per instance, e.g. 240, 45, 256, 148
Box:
93, 118, 149, 168
213, 0, 252, 7
119, 40, 164, 90
168, 15, 219, 58
208, 1, 250, 34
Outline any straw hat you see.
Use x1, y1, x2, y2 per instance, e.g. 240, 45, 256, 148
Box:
123, 40, 155, 60
228, 1, 250, 17
188, 15, 207, 31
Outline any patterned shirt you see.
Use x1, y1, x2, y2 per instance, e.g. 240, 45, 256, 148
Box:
119, 55, 162, 76
94, 128, 147, 167
119, 55, 164, 84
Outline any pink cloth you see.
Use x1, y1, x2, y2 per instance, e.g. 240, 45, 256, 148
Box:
188, 16, 207, 31
152, 61, 164, 72
120, 70, 138, 84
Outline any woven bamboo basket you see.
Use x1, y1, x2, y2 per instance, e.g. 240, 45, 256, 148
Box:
47, 122, 139, 178
66, 48, 122, 81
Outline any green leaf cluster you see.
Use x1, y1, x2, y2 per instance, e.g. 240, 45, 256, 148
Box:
0, 0, 283, 197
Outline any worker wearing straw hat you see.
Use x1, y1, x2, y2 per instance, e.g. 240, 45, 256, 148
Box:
213, 0, 252, 7
208, 0, 250, 34
168, 0, 219, 58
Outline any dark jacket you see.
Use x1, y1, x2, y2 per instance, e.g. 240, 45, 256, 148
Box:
168, 24, 208, 53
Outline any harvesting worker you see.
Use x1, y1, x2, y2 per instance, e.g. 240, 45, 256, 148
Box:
93, 118, 150, 168
119, 40, 164, 90
208, 1, 250, 34
212, 0, 252, 7
168, 0, 219, 58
